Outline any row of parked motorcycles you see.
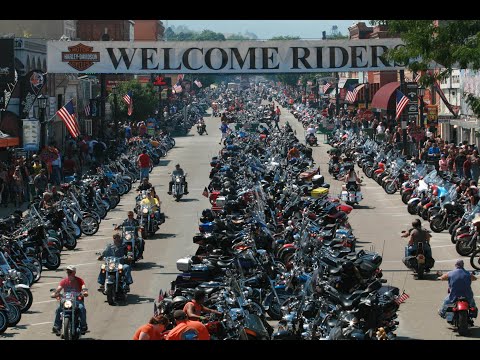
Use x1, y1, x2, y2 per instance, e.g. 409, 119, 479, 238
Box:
328, 128, 479, 335
153, 117, 406, 339
0, 133, 178, 337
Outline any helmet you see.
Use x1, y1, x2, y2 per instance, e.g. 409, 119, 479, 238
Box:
172, 296, 188, 310
224, 181, 231, 188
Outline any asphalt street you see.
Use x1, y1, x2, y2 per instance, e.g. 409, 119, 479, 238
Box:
281, 104, 480, 340
4, 113, 223, 340
4, 104, 480, 340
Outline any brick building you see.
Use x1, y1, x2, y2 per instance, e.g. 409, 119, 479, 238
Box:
134, 20, 164, 40
77, 20, 134, 41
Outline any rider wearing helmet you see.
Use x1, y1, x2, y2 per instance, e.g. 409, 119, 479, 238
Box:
168, 164, 189, 195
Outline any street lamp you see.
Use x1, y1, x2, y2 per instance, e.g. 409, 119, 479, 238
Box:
418, 86, 426, 128
37, 94, 48, 149
112, 86, 118, 141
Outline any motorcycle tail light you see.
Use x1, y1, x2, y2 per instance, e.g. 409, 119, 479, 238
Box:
77, 296, 83, 301
127, 245, 132, 251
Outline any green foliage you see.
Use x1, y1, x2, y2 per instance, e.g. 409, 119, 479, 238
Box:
109, 80, 158, 122
269, 35, 301, 40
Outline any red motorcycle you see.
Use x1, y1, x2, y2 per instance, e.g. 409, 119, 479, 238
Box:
444, 297, 477, 336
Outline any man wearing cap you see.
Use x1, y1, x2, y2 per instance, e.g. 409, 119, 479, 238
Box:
51, 265, 88, 335
168, 164, 188, 195
165, 310, 210, 340
438, 259, 477, 320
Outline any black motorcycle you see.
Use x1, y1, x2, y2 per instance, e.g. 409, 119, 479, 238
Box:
50, 290, 87, 340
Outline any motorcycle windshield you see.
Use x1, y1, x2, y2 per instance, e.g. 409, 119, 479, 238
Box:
414, 164, 428, 179
423, 170, 438, 184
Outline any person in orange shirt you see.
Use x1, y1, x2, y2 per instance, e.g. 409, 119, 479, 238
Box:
133, 315, 169, 340
165, 310, 210, 340
287, 146, 300, 160
183, 289, 222, 321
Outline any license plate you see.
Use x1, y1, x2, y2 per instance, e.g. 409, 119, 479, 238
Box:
446, 313, 454, 322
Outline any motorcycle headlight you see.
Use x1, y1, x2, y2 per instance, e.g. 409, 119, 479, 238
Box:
64, 300, 73, 309
176, 178, 181, 183
142, 208, 148, 214
8, 269, 18, 280
108, 262, 116, 270
118, 264, 123, 270
125, 234, 132, 240
101, 264, 106, 270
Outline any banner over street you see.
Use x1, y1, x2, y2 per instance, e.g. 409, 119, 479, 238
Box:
47, 39, 406, 74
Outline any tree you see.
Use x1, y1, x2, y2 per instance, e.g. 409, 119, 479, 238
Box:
369, 20, 480, 116
109, 80, 158, 122
269, 35, 300, 41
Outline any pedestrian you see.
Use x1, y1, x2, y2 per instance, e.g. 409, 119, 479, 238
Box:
455, 151, 467, 178
137, 149, 152, 181
471, 150, 480, 184
219, 120, 229, 145
464, 154, 473, 180
50, 145, 62, 185
34, 169, 49, 198
31, 154, 43, 176
165, 310, 210, 340
133, 315, 169, 340
439, 154, 449, 173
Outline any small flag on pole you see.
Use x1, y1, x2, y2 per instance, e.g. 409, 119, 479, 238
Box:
177, 74, 184, 82
84, 103, 90, 117
202, 187, 209, 198
323, 83, 332, 93
414, 72, 421, 83
173, 84, 183, 93
394, 292, 410, 305
56, 100, 81, 139
194, 79, 203, 88
395, 90, 410, 121
123, 91, 133, 116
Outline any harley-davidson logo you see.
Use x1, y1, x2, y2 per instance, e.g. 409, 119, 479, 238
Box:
62, 43, 100, 71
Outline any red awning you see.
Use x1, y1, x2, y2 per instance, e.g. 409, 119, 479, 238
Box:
371, 82, 400, 110
0, 137, 20, 148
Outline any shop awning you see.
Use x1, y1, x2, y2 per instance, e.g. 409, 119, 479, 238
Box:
338, 78, 359, 89
0, 137, 20, 148
371, 81, 400, 110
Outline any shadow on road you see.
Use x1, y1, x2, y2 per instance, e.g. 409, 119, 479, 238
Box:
462, 326, 480, 338
0, 332, 19, 338
153, 272, 180, 276
180, 198, 199, 203
24, 310, 42, 315
353, 205, 375, 210
118, 294, 155, 306
152, 233, 177, 239
159, 160, 171, 167
132, 261, 164, 271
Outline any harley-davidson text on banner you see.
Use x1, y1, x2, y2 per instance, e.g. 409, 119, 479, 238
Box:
47, 39, 406, 74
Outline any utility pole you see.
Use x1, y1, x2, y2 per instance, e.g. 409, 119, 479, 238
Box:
400, 70, 407, 154
113, 88, 118, 140
335, 73, 340, 116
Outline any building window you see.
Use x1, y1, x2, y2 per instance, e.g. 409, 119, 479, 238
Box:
85, 119, 92, 136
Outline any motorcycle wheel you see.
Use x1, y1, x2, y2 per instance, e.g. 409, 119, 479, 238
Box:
110, 196, 120, 209
80, 216, 100, 236
0, 312, 7, 334
364, 166, 373, 178
96, 206, 107, 219
266, 294, 291, 321
456, 241, 475, 257
401, 192, 412, 204
458, 310, 469, 336
372, 172, 379, 183
44, 251, 61, 270
6, 304, 21, 327
384, 181, 397, 195
63, 232, 78, 251
63, 317, 72, 341
407, 202, 418, 215
25, 263, 41, 283
449, 221, 459, 235
451, 227, 459, 244
106, 284, 115, 305
470, 249, 480, 270
421, 208, 429, 221
15, 287, 33, 313
430, 217, 445, 233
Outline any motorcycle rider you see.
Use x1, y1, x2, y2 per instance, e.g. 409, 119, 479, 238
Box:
51, 265, 88, 335
197, 118, 208, 135
168, 164, 189, 195
166, 310, 211, 340
183, 289, 222, 321
114, 210, 144, 260
306, 124, 316, 143
403, 219, 433, 269
438, 259, 477, 321
140, 190, 162, 221
344, 166, 361, 191
137, 177, 152, 192
97, 233, 134, 292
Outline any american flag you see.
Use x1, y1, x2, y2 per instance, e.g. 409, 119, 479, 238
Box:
173, 84, 183, 93
414, 72, 421, 83
194, 79, 203, 88
395, 90, 410, 121
345, 84, 361, 103
177, 74, 184, 82
323, 83, 332, 94
202, 186, 209, 198
123, 91, 133, 116
84, 103, 90, 117
394, 292, 410, 305
56, 100, 80, 139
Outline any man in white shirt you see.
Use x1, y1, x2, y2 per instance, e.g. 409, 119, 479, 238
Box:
51, 148, 62, 185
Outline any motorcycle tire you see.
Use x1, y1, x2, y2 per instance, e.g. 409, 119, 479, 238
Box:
407, 202, 419, 215
456, 241, 475, 257
153, 157, 160, 166
266, 294, 291, 321
109, 195, 120, 209
449, 221, 459, 236
401, 192, 412, 204
25, 262, 41, 283
15, 287, 33, 313
63, 317, 72, 341
44, 251, 61, 270
470, 249, 480, 270
384, 181, 397, 195
364, 166, 373, 178
0, 312, 7, 334
430, 217, 446, 233
106, 284, 115, 305
63, 232, 78, 251
372, 172, 379, 183
80, 216, 100, 236
6, 304, 21, 327
458, 310, 469, 336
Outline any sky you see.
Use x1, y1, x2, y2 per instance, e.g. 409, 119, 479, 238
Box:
162, 20, 370, 39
